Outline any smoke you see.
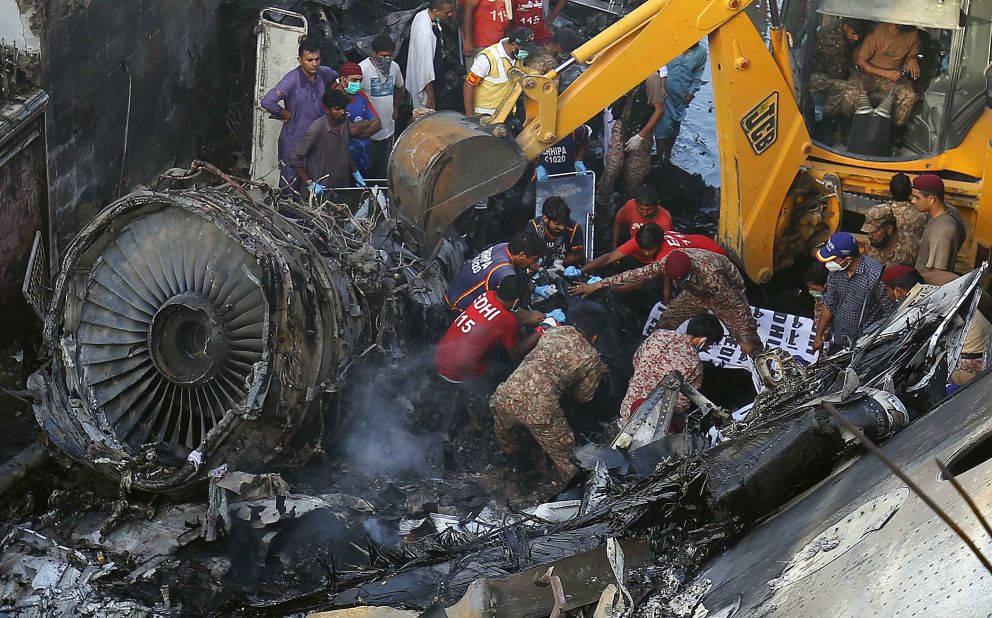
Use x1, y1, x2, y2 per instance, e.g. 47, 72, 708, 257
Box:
337, 347, 443, 479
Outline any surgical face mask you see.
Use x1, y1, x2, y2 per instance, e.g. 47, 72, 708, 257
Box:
345, 81, 362, 95
516, 49, 529, 61
824, 259, 848, 272
808, 289, 823, 299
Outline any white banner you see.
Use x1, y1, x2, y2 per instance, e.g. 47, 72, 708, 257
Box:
643, 302, 818, 370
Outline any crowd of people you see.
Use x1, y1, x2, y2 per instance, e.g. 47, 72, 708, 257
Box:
260, 0, 708, 201
431, 170, 984, 486
807, 172, 983, 387
258, 10, 984, 485
433, 172, 770, 483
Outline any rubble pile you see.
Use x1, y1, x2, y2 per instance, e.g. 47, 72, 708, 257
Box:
1, 165, 983, 614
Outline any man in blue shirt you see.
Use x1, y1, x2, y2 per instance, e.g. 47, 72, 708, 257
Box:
655, 41, 707, 164
444, 232, 546, 312
339, 62, 381, 178
260, 39, 339, 194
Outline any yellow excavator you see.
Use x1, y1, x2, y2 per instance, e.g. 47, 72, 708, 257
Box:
389, 0, 992, 284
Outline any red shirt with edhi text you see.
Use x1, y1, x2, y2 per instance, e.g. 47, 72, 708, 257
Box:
618, 231, 726, 264
435, 291, 520, 382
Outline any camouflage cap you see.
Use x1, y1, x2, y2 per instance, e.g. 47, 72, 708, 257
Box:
861, 204, 896, 233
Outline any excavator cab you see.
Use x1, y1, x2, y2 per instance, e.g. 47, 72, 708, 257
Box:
781, 0, 992, 273
783, 0, 992, 159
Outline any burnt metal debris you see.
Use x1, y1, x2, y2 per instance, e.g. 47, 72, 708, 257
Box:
220, 264, 989, 615
12, 154, 992, 614
28, 162, 454, 494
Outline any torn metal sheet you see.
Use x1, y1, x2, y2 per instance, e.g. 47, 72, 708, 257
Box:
231, 494, 341, 528
0, 525, 153, 617
250, 8, 308, 188
444, 540, 651, 618
592, 584, 625, 618
215, 470, 289, 500
525, 500, 582, 523
766, 488, 909, 590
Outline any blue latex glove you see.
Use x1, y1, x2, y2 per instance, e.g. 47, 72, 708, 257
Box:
563, 266, 582, 278
535, 165, 550, 182
308, 181, 326, 196
574, 160, 589, 175
546, 309, 566, 323
587, 275, 602, 284
352, 171, 367, 187
534, 285, 555, 299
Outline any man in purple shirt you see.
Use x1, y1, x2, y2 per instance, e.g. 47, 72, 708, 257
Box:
260, 38, 339, 194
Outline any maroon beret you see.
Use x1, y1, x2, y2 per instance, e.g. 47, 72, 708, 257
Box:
912, 173, 944, 194
665, 250, 691, 280
881, 264, 915, 286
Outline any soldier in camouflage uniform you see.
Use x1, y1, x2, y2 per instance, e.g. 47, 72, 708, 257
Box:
885, 172, 928, 241
620, 314, 722, 422
581, 248, 762, 357
861, 204, 919, 267
597, 70, 666, 211
809, 19, 867, 98
489, 309, 606, 481
829, 23, 921, 127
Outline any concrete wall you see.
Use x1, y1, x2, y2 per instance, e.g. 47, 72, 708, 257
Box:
0, 0, 42, 52
41, 0, 232, 263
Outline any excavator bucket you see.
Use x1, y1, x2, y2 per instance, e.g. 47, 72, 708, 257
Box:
388, 111, 530, 255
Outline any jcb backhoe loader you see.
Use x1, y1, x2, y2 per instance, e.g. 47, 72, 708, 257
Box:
389, 0, 992, 283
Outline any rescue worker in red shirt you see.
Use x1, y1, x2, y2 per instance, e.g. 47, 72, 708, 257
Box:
510, 0, 567, 46
435, 274, 543, 385
575, 223, 725, 303
462, 0, 513, 59
582, 223, 724, 272
444, 231, 545, 312
611, 184, 673, 249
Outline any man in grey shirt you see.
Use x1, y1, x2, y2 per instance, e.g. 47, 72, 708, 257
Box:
289, 89, 366, 198
912, 174, 965, 278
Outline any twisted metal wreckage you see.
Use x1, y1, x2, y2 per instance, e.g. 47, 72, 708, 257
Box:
12, 164, 992, 615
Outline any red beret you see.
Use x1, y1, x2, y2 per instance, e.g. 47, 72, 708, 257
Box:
339, 62, 363, 77
881, 264, 915, 286
912, 173, 943, 194
665, 250, 691, 280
